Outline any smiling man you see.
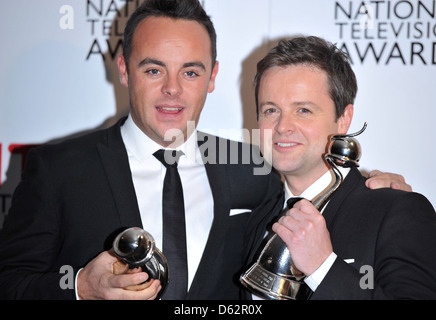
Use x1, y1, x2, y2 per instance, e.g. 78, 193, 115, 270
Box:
0, 0, 286, 300
258, 63, 353, 196
254, 36, 436, 299
117, 16, 219, 148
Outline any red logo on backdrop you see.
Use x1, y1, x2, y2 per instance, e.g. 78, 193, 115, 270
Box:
8, 144, 40, 174
0, 144, 40, 218
0, 144, 40, 185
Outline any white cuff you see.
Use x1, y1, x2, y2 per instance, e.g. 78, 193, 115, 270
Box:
75, 268, 83, 300
304, 252, 337, 292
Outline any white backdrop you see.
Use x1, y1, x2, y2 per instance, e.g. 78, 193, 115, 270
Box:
1, 0, 435, 227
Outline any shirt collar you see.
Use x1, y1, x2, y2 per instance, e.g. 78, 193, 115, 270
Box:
120, 114, 199, 164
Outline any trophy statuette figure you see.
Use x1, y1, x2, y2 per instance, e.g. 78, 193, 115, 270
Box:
112, 227, 169, 299
240, 123, 367, 300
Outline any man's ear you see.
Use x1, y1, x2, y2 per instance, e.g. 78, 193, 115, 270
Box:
117, 54, 129, 88
338, 104, 354, 134
207, 61, 219, 93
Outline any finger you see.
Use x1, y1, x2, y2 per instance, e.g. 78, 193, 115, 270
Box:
292, 199, 320, 218
126, 280, 162, 300
391, 181, 412, 192
283, 200, 307, 218
285, 198, 308, 212
272, 221, 300, 251
278, 209, 301, 228
125, 282, 152, 291
125, 277, 156, 292
365, 176, 410, 191
365, 178, 384, 190
126, 267, 143, 274
272, 221, 293, 241
115, 280, 162, 300
146, 281, 163, 300
365, 171, 412, 191
108, 271, 149, 290
368, 169, 382, 178
113, 260, 129, 275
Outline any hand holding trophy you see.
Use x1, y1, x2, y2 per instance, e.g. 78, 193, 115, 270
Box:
240, 124, 367, 300
112, 227, 169, 298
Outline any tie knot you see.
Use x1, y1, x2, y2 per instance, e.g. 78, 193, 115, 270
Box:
153, 149, 183, 168
286, 197, 305, 210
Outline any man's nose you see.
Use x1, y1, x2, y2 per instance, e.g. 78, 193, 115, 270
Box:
275, 112, 296, 134
162, 73, 182, 97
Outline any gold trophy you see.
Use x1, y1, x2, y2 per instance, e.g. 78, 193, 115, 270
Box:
240, 124, 367, 300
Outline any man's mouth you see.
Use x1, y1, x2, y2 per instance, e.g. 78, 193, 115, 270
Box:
276, 142, 298, 148
156, 106, 184, 114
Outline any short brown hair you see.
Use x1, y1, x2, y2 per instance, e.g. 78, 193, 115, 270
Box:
123, 0, 217, 72
255, 36, 357, 120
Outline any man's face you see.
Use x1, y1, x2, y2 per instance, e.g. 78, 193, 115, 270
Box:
258, 64, 352, 192
118, 16, 219, 147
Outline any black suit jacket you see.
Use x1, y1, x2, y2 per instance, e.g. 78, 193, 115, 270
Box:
309, 167, 436, 299
0, 118, 283, 300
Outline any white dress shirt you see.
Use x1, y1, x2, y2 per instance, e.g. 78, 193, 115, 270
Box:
284, 166, 350, 292
120, 114, 214, 290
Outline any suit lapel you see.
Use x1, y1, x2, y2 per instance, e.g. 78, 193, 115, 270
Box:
322, 167, 362, 228
96, 119, 142, 229
245, 193, 285, 265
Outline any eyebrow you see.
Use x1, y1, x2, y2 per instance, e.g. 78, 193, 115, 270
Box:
259, 101, 279, 109
292, 101, 319, 108
259, 100, 319, 109
138, 58, 165, 68
137, 58, 206, 71
183, 61, 206, 71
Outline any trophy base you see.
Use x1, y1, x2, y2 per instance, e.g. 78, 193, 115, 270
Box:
240, 263, 307, 300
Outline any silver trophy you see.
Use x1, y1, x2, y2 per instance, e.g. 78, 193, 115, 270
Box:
240, 123, 367, 300
113, 227, 169, 299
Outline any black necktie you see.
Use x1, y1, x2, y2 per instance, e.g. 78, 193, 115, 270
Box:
153, 149, 188, 299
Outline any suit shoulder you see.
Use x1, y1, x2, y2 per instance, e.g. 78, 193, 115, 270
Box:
197, 131, 265, 167
25, 125, 119, 173
356, 179, 433, 207
346, 178, 435, 222
336, 169, 435, 219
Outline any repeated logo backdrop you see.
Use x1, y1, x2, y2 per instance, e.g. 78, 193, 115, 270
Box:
0, 0, 435, 227
335, 1, 436, 65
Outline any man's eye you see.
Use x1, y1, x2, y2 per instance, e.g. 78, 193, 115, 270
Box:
146, 69, 160, 75
264, 108, 278, 114
185, 71, 199, 77
298, 108, 311, 114
260, 107, 279, 117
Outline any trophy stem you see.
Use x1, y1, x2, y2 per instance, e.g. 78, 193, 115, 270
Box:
312, 157, 343, 211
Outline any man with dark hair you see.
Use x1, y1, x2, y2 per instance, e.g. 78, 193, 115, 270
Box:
0, 1, 410, 300
0, 0, 283, 301
254, 36, 436, 299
